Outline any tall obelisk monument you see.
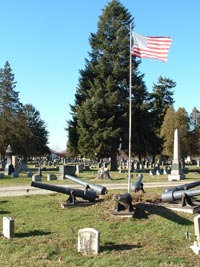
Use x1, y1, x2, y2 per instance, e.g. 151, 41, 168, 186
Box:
168, 129, 185, 181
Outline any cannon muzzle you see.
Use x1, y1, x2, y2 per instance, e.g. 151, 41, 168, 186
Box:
65, 174, 107, 195
161, 189, 200, 203
164, 181, 200, 192
131, 174, 144, 192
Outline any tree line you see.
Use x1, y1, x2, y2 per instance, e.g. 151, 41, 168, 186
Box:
66, 0, 200, 170
0, 61, 49, 161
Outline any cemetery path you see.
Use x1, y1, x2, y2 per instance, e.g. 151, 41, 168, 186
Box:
0, 180, 195, 197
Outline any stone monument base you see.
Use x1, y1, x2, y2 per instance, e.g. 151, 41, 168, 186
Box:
190, 242, 200, 255
112, 210, 135, 218
168, 174, 185, 181
160, 203, 200, 214
4, 164, 15, 176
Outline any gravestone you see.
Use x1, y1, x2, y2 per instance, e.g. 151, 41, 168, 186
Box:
149, 170, 155, 176
84, 165, 90, 171
59, 165, 76, 180
0, 173, 5, 178
190, 214, 200, 254
32, 174, 41, 181
76, 164, 83, 174
4, 145, 15, 175
168, 129, 185, 181
12, 156, 19, 171
194, 215, 200, 244
3, 217, 15, 239
47, 174, 57, 181
78, 228, 100, 255
27, 171, 33, 177
156, 169, 162, 175
18, 159, 27, 171
97, 167, 111, 180
163, 166, 170, 175
11, 171, 19, 178
53, 159, 59, 166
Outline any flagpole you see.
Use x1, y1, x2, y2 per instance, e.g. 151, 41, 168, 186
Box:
128, 23, 132, 193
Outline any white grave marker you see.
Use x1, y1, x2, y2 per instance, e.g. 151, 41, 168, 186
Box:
78, 228, 100, 255
3, 217, 15, 239
190, 214, 200, 255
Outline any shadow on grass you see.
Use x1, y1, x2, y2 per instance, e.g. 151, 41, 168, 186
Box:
134, 203, 193, 225
0, 200, 9, 204
0, 201, 10, 215
15, 230, 51, 238
101, 242, 142, 252
0, 210, 10, 215
110, 177, 126, 181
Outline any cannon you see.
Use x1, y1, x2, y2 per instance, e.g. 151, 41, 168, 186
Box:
65, 174, 107, 195
131, 174, 145, 193
113, 193, 135, 215
31, 181, 98, 205
164, 181, 200, 192
161, 189, 200, 207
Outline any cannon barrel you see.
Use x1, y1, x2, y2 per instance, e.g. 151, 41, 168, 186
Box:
131, 174, 144, 192
114, 193, 132, 204
165, 181, 200, 192
31, 181, 97, 202
65, 174, 107, 195
161, 189, 200, 202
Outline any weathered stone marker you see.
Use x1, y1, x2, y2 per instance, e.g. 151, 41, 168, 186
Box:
190, 214, 200, 254
59, 165, 76, 180
75, 164, 83, 174
32, 174, 41, 181
78, 228, 100, 255
4, 145, 15, 175
3, 217, 15, 239
47, 174, 57, 181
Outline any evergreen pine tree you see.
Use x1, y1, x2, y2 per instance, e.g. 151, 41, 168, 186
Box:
149, 76, 176, 135
23, 104, 49, 159
0, 61, 22, 156
67, 0, 152, 169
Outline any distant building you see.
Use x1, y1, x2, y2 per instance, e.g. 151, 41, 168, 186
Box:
49, 148, 66, 160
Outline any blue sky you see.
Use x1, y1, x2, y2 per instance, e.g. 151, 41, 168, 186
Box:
1, 0, 199, 151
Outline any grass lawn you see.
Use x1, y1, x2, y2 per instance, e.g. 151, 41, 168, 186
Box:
0, 166, 200, 266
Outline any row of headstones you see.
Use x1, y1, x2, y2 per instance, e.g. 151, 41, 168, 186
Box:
119, 160, 173, 173
33, 163, 88, 181
119, 161, 167, 170
149, 166, 171, 175
119, 164, 171, 175
0, 172, 58, 181
32, 164, 90, 181
0, 171, 33, 178
32, 174, 57, 181
0, 164, 88, 180
120, 159, 200, 170
3, 214, 200, 255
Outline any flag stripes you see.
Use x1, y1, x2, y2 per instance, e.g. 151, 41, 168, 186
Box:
132, 32, 172, 62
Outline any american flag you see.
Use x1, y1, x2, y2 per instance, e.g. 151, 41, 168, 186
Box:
132, 32, 172, 62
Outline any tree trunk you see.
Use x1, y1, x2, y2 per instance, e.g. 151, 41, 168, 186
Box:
110, 150, 118, 171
